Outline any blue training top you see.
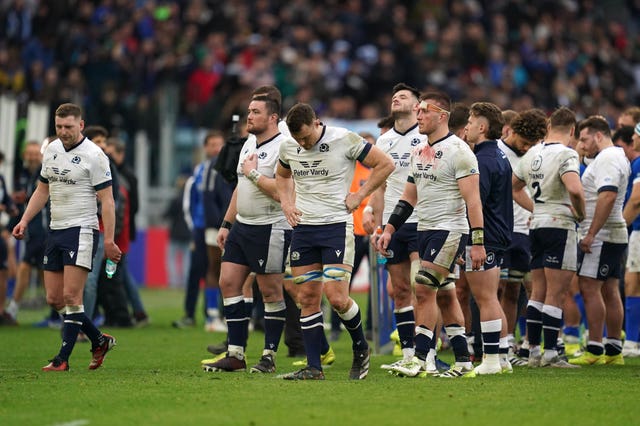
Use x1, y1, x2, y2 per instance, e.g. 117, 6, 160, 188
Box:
472, 140, 513, 250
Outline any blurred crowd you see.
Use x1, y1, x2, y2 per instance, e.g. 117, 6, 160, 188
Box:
2, 0, 640, 139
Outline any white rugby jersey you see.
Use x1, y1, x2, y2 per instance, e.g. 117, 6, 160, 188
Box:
279, 125, 369, 225
236, 133, 291, 226
580, 146, 629, 243
410, 133, 478, 233
376, 124, 426, 223
40, 137, 112, 230
513, 142, 580, 231
498, 139, 531, 235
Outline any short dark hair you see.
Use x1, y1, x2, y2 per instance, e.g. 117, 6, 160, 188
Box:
419, 91, 451, 112
251, 95, 280, 117
55, 103, 83, 119
549, 107, 576, 132
469, 102, 504, 140
377, 115, 394, 130
448, 103, 470, 134
392, 83, 420, 100
252, 85, 281, 115
84, 125, 109, 140
511, 109, 547, 143
612, 125, 634, 146
578, 115, 612, 138
286, 103, 316, 134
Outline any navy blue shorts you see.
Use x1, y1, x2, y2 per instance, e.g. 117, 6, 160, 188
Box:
44, 227, 99, 271
222, 221, 291, 274
290, 222, 354, 267
502, 232, 531, 273
578, 240, 627, 280
418, 230, 467, 272
530, 228, 578, 271
386, 222, 418, 265
465, 246, 504, 272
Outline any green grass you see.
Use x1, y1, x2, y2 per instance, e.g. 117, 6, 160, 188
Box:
2, 289, 639, 426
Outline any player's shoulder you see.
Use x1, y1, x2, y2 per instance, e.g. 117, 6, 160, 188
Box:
324, 125, 352, 142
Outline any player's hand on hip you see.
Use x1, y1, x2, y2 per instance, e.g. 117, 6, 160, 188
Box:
470, 245, 486, 270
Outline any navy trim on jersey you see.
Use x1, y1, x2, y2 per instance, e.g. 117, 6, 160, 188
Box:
94, 180, 113, 191
39, 175, 48, 184
598, 185, 618, 193
357, 142, 372, 162
407, 175, 415, 184
64, 136, 87, 152
315, 125, 327, 145
500, 139, 524, 157
392, 123, 418, 136
256, 132, 281, 148
279, 159, 291, 169
428, 132, 453, 147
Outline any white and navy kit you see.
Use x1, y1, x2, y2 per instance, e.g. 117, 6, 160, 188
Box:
409, 133, 478, 271
514, 142, 581, 270
578, 146, 629, 280
464, 140, 513, 272
498, 139, 532, 274
279, 125, 370, 267
40, 137, 111, 271
376, 124, 426, 264
223, 133, 292, 274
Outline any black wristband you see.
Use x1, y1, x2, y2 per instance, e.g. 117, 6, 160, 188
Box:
220, 220, 233, 230
387, 200, 414, 231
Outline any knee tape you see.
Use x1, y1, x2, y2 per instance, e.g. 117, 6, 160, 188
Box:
415, 268, 445, 289
323, 266, 352, 283
507, 269, 526, 283
293, 270, 322, 285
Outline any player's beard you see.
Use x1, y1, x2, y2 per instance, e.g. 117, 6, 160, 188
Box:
247, 122, 266, 136
391, 108, 412, 120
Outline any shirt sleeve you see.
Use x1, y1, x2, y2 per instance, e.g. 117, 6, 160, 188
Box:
454, 144, 479, 180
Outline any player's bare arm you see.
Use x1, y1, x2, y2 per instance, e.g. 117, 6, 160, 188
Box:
345, 146, 393, 213
276, 163, 300, 227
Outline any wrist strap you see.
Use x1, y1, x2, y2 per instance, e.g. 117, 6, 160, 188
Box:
471, 228, 484, 245
220, 220, 233, 230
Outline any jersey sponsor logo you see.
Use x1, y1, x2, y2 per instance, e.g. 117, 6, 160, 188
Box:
390, 152, 411, 168
299, 160, 322, 168
51, 167, 70, 176
294, 160, 329, 177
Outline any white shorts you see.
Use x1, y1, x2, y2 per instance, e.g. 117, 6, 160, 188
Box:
205, 228, 219, 247
627, 231, 640, 272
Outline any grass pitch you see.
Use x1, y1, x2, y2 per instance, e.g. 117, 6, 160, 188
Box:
1, 289, 639, 426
